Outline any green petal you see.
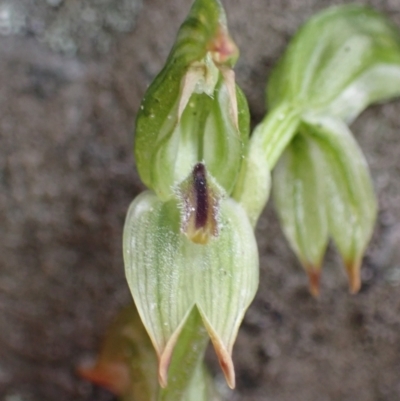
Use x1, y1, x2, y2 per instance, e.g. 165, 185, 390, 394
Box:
268, 5, 400, 118
123, 191, 258, 388
325, 64, 400, 124
273, 133, 329, 296
303, 115, 377, 293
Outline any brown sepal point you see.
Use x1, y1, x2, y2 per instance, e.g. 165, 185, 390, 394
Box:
306, 267, 322, 298
345, 259, 361, 294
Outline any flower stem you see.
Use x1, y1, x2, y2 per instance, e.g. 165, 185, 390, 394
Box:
231, 102, 300, 226
251, 102, 300, 169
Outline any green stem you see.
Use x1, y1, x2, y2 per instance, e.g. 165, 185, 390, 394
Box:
251, 102, 301, 169
232, 102, 300, 226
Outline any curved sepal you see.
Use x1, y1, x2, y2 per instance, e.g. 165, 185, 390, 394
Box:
268, 5, 400, 121
303, 115, 377, 293
123, 190, 258, 389
273, 134, 329, 296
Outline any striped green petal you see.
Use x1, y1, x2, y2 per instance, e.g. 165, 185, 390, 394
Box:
273, 133, 329, 296
123, 191, 258, 389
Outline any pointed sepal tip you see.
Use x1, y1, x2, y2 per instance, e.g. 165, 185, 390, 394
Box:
306, 267, 322, 298
345, 259, 362, 294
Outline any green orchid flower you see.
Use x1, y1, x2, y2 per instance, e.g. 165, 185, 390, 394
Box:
124, 0, 257, 394
253, 5, 400, 294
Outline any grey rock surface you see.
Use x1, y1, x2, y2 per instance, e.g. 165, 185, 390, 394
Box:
1, 0, 400, 400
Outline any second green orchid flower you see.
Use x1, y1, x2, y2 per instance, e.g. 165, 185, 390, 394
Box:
254, 5, 400, 295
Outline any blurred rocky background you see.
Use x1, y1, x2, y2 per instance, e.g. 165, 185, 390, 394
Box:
1, 0, 400, 400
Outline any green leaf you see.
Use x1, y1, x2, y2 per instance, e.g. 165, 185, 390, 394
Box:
273, 133, 329, 296
268, 5, 400, 121
303, 115, 377, 293
134, 0, 249, 200
123, 190, 258, 389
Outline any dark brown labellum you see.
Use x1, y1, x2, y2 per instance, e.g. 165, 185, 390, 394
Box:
179, 163, 220, 244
